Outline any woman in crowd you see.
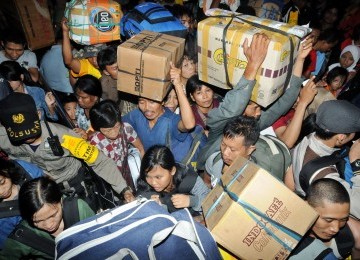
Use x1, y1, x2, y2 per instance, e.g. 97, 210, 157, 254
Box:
136, 145, 209, 215
0, 177, 94, 259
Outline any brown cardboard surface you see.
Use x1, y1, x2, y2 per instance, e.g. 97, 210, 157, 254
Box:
197, 16, 300, 107
117, 31, 185, 102
202, 157, 318, 260
14, 0, 54, 50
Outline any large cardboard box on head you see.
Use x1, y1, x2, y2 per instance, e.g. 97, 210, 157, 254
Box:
202, 156, 318, 260
117, 31, 185, 102
0, 0, 55, 50
198, 9, 311, 107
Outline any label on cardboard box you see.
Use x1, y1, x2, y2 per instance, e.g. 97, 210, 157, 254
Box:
117, 31, 185, 101
202, 157, 318, 260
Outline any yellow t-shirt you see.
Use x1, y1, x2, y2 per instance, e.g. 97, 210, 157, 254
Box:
71, 59, 101, 79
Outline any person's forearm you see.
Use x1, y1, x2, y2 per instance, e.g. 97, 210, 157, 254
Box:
174, 83, 195, 131
62, 30, 73, 67
293, 56, 306, 78
28, 68, 39, 82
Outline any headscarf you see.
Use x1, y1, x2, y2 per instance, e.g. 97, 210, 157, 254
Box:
328, 45, 360, 72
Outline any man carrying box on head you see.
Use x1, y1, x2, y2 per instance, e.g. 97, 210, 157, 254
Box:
197, 33, 314, 171
122, 62, 196, 163
0, 92, 131, 211
61, 18, 104, 81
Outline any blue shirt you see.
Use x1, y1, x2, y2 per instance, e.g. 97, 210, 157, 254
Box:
123, 108, 188, 161
40, 45, 73, 94
25, 85, 58, 121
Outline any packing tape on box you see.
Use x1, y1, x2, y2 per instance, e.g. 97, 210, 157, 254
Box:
207, 13, 295, 90
118, 33, 170, 96
204, 160, 302, 252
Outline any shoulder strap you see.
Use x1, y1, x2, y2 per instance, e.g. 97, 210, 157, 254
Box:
177, 170, 198, 194
13, 160, 33, 186
299, 150, 346, 194
9, 223, 55, 257
213, 152, 222, 166
0, 200, 20, 218
181, 128, 205, 166
62, 197, 80, 229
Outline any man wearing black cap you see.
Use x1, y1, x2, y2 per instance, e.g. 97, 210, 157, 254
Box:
0, 92, 129, 208
286, 100, 360, 258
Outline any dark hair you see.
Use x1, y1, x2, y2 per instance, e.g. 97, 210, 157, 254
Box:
353, 24, 360, 42
223, 116, 260, 146
318, 28, 341, 45
307, 178, 350, 208
320, 3, 342, 26
178, 54, 197, 68
308, 113, 338, 140
186, 74, 213, 97
18, 177, 62, 225
74, 75, 102, 98
0, 60, 23, 81
0, 60, 34, 85
97, 45, 117, 71
61, 93, 78, 106
2, 31, 26, 46
89, 99, 122, 131
326, 66, 348, 85
170, 4, 194, 20
298, 113, 317, 142
137, 145, 186, 193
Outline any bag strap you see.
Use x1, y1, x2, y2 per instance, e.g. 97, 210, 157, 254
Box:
177, 171, 198, 194
62, 197, 80, 229
9, 222, 55, 257
181, 128, 205, 166
0, 200, 20, 218
213, 152, 222, 166
299, 150, 347, 194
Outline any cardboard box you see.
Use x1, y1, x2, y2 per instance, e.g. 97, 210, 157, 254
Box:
0, 0, 55, 51
117, 31, 185, 102
198, 10, 310, 107
202, 157, 318, 260
65, 0, 122, 45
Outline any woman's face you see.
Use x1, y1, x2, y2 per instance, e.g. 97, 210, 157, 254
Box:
330, 75, 346, 91
76, 89, 98, 109
100, 121, 121, 140
8, 80, 23, 92
181, 58, 196, 79
323, 8, 338, 25
339, 51, 355, 69
0, 175, 13, 199
63, 102, 77, 120
33, 202, 63, 234
164, 89, 179, 112
190, 85, 214, 109
145, 165, 176, 192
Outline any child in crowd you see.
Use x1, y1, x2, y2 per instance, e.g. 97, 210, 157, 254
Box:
318, 66, 349, 97
0, 177, 94, 259
136, 145, 209, 215
89, 100, 144, 191
61, 94, 79, 128
327, 45, 360, 82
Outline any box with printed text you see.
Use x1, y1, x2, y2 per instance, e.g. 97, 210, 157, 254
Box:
202, 156, 318, 260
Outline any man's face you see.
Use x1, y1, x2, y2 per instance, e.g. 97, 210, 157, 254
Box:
3, 42, 25, 61
138, 98, 164, 121
311, 200, 349, 241
243, 101, 261, 120
220, 135, 254, 166
317, 41, 337, 53
104, 63, 118, 80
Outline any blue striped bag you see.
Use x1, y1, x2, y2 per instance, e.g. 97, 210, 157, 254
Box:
55, 199, 221, 259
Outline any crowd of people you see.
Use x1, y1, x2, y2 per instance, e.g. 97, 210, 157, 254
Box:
0, 0, 359, 259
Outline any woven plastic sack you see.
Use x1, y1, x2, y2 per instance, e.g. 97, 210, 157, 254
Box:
65, 0, 122, 45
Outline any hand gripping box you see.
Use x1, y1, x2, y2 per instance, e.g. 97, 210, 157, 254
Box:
117, 31, 185, 102
65, 0, 122, 45
198, 9, 311, 107
202, 156, 318, 260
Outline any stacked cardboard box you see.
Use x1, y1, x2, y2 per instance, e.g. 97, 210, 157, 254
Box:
117, 31, 185, 102
202, 156, 318, 259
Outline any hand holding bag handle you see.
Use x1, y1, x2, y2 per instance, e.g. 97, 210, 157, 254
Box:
148, 220, 205, 260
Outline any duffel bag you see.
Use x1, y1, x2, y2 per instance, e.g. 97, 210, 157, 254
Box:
120, 2, 187, 39
55, 198, 221, 259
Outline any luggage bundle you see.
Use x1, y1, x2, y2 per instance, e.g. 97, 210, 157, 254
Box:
55, 199, 221, 259
120, 2, 187, 39
64, 0, 122, 45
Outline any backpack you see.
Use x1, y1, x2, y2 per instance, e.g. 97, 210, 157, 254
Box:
167, 125, 208, 172
55, 199, 221, 260
8, 197, 81, 258
299, 148, 351, 194
252, 135, 291, 181
120, 2, 187, 39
